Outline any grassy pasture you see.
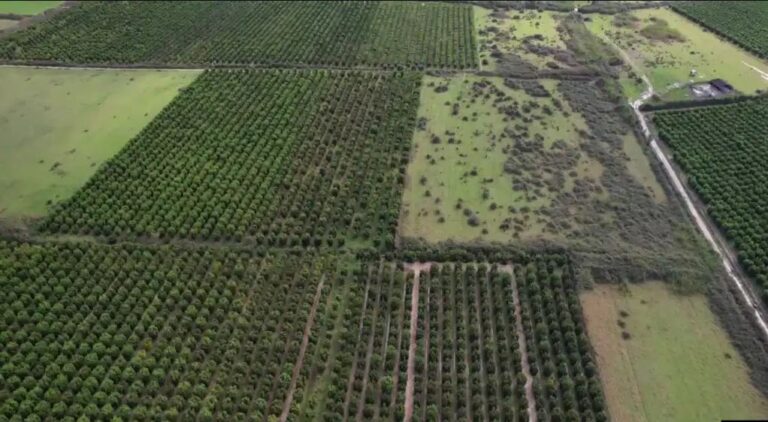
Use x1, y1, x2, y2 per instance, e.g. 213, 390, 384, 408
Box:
0, 67, 200, 218
581, 282, 768, 422
622, 133, 665, 203
586, 8, 768, 101
400, 74, 605, 244
0, 1, 61, 15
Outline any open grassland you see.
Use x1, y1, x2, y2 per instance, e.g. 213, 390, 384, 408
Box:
581, 282, 768, 422
672, 1, 768, 60
42, 69, 420, 248
475, 6, 576, 73
654, 97, 768, 301
586, 7, 768, 101
0, 1, 476, 69
0, 67, 200, 219
0, 1, 61, 15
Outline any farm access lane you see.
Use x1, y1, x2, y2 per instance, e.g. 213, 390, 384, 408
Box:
630, 73, 768, 341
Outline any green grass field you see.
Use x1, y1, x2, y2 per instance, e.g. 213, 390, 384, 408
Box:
582, 282, 768, 422
400, 74, 606, 244
0, 1, 61, 15
0, 67, 200, 218
586, 8, 768, 100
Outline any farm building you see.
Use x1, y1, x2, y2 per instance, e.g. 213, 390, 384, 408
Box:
710, 78, 734, 94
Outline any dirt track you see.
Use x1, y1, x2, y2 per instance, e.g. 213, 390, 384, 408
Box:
502, 265, 537, 422
743, 61, 768, 81
627, 58, 768, 341
279, 276, 326, 421
403, 262, 432, 422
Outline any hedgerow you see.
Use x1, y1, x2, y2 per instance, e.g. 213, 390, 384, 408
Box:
671, 1, 768, 59
41, 69, 421, 249
654, 97, 768, 299
0, 1, 477, 69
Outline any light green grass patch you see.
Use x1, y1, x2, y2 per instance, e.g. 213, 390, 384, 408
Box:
0, 67, 200, 218
400, 74, 604, 244
475, 6, 570, 72
618, 72, 645, 101
582, 282, 768, 422
622, 133, 666, 203
0, 1, 61, 15
586, 7, 768, 101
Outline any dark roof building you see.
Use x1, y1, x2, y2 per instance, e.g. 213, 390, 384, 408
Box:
710, 79, 734, 94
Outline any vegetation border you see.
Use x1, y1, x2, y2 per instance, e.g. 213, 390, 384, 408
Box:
669, 3, 767, 60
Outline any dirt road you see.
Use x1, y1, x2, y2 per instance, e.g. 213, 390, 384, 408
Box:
279, 276, 326, 422
628, 65, 768, 341
501, 265, 537, 422
403, 262, 432, 422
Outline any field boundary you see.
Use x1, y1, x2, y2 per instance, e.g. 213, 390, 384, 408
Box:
0, 61, 607, 82
640, 93, 768, 112
0, 59, 477, 73
669, 3, 767, 61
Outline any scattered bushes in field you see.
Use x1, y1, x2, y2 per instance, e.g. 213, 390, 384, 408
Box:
0, 1, 478, 69
41, 69, 421, 249
654, 97, 768, 300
